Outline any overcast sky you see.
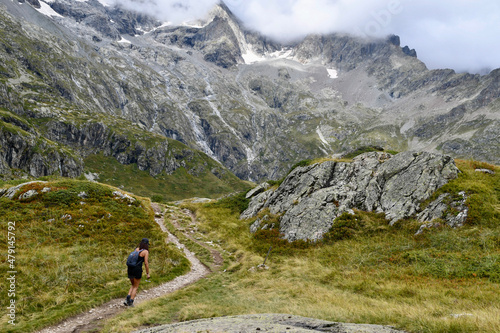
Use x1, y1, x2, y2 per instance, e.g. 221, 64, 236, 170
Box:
116, 0, 500, 74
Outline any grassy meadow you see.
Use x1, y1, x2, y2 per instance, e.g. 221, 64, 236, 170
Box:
102, 159, 500, 333
0, 179, 190, 333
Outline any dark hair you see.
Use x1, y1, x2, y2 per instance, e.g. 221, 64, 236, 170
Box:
139, 239, 149, 251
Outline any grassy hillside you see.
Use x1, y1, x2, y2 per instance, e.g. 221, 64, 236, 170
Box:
0, 179, 190, 333
103, 159, 500, 333
84, 147, 252, 202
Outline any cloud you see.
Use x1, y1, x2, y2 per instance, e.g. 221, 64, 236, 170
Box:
114, 0, 500, 74
113, 0, 219, 24
225, 0, 401, 40
225, 0, 500, 74
390, 0, 500, 74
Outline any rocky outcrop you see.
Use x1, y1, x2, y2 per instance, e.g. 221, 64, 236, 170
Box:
0, 126, 83, 179
133, 314, 406, 333
44, 120, 182, 177
241, 152, 460, 241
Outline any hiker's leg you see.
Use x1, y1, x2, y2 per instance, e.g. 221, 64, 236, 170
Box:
127, 278, 134, 296
130, 278, 141, 299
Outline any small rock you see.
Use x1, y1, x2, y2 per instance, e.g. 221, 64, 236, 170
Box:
246, 182, 271, 199
19, 189, 38, 200
113, 191, 136, 204
415, 222, 441, 236
450, 313, 473, 318
475, 168, 495, 175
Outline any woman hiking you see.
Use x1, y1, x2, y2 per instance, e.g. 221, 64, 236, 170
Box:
125, 238, 150, 307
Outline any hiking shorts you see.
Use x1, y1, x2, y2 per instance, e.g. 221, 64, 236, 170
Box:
127, 266, 143, 280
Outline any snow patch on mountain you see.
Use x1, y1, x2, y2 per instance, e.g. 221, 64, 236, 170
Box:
118, 36, 132, 44
242, 47, 294, 65
96, 0, 112, 6
327, 68, 338, 79
316, 127, 329, 145
36, 1, 63, 18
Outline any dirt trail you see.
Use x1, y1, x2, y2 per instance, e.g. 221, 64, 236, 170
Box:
36, 203, 214, 333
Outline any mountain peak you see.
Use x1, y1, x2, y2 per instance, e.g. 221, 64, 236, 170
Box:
206, 0, 242, 26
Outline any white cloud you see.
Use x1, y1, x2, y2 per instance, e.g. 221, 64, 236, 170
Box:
113, 0, 219, 24
390, 0, 500, 73
226, 0, 500, 73
114, 0, 500, 74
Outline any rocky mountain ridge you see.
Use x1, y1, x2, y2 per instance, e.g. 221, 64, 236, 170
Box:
0, 0, 498, 182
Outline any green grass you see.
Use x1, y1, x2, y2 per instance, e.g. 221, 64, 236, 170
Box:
101, 159, 500, 333
84, 153, 252, 201
0, 179, 190, 333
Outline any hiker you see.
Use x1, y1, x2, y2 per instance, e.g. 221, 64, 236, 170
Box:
125, 238, 150, 307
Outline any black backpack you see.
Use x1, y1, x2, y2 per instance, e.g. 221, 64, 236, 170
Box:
126, 249, 144, 267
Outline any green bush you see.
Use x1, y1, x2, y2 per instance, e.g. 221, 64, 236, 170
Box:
43, 189, 80, 207
151, 194, 164, 203
209, 192, 250, 214
253, 229, 312, 255
323, 213, 360, 242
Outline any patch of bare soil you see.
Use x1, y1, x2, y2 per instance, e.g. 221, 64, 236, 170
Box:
36, 203, 215, 333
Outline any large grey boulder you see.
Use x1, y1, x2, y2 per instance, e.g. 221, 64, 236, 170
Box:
133, 314, 406, 333
241, 152, 459, 241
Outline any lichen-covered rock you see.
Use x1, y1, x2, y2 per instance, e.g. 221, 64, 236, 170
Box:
133, 314, 407, 333
242, 152, 459, 241
113, 191, 136, 204
246, 182, 270, 199
19, 189, 38, 200
417, 191, 468, 229
0, 181, 48, 200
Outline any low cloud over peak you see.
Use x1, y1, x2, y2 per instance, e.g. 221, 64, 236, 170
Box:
116, 0, 500, 74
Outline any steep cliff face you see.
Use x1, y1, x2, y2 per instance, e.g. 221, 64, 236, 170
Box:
0, 0, 498, 182
241, 152, 462, 241
0, 113, 83, 178
0, 106, 235, 183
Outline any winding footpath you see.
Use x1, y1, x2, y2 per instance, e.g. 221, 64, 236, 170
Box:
36, 203, 214, 333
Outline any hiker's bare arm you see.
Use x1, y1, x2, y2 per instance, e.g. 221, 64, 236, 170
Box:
144, 251, 150, 276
